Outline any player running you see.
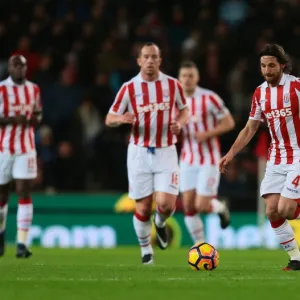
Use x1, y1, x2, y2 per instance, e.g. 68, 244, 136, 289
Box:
106, 42, 189, 264
178, 61, 235, 244
220, 44, 300, 271
0, 55, 42, 258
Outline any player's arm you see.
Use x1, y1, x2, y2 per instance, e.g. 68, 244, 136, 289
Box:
195, 93, 235, 142
170, 81, 189, 134
30, 85, 43, 127
229, 119, 260, 156
105, 84, 134, 127
195, 113, 235, 142
219, 91, 263, 173
0, 115, 27, 125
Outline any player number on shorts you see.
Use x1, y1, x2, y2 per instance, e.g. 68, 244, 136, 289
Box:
292, 175, 300, 188
171, 173, 178, 186
28, 157, 35, 172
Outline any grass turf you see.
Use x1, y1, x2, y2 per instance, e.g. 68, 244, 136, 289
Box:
0, 247, 299, 300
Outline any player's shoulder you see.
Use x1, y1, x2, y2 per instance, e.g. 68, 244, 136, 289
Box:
196, 86, 221, 100
285, 74, 300, 84
25, 80, 40, 89
196, 86, 216, 95
160, 72, 178, 83
0, 77, 12, 87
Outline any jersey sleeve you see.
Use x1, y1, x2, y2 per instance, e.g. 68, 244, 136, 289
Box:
33, 85, 42, 112
175, 81, 187, 110
209, 93, 229, 120
109, 83, 129, 115
249, 91, 264, 122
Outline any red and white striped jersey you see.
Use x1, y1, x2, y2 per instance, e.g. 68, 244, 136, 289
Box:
180, 86, 229, 166
249, 73, 300, 165
0, 77, 41, 154
109, 72, 187, 148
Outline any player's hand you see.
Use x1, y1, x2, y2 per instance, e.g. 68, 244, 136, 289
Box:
219, 152, 234, 173
120, 112, 135, 124
12, 115, 29, 125
170, 120, 181, 135
194, 132, 210, 142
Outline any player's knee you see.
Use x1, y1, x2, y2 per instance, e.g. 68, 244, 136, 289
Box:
195, 200, 210, 213
135, 204, 152, 217
158, 203, 173, 215
183, 202, 196, 214
278, 205, 295, 219
265, 205, 280, 220
15, 186, 30, 199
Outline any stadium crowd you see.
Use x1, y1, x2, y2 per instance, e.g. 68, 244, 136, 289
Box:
0, 0, 299, 210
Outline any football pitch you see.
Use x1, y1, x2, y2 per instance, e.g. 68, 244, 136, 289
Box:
0, 247, 299, 300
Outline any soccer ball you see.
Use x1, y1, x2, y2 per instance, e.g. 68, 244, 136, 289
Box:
188, 242, 219, 271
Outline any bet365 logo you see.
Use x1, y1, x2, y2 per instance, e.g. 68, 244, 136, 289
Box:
137, 102, 170, 113
265, 108, 292, 119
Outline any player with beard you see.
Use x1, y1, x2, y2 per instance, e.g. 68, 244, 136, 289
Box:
0, 55, 42, 258
220, 44, 300, 270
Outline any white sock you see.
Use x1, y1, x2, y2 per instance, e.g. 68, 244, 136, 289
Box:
211, 198, 225, 213
272, 219, 300, 261
155, 206, 175, 228
17, 199, 33, 246
0, 204, 8, 233
184, 213, 204, 244
133, 213, 153, 257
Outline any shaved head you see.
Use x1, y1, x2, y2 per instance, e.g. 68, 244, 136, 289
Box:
8, 55, 27, 84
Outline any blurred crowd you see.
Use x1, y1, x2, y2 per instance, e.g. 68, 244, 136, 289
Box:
0, 0, 299, 210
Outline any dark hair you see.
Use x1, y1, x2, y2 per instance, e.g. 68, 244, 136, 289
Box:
179, 60, 198, 69
258, 44, 292, 74
138, 42, 161, 57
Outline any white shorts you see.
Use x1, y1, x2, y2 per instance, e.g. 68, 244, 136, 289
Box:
127, 144, 179, 199
0, 152, 37, 184
260, 161, 300, 199
179, 161, 220, 196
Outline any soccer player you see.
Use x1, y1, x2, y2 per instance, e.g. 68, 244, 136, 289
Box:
220, 44, 300, 271
0, 55, 42, 258
178, 61, 235, 244
106, 42, 189, 264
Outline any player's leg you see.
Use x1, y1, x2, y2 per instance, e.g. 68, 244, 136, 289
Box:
0, 153, 13, 256
179, 162, 204, 243
153, 146, 179, 250
265, 193, 300, 270
182, 190, 205, 244
195, 165, 230, 229
127, 144, 154, 264
153, 191, 177, 250
14, 179, 33, 258
278, 164, 300, 220
0, 184, 10, 256
134, 195, 154, 264
262, 164, 300, 270
13, 153, 37, 258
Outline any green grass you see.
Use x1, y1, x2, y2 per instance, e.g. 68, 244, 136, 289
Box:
0, 247, 299, 300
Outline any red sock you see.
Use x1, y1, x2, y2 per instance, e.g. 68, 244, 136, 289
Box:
134, 211, 150, 222
184, 210, 197, 217
270, 219, 285, 228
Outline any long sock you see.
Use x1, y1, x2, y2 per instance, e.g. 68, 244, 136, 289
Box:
133, 212, 153, 257
210, 198, 225, 213
184, 210, 204, 244
270, 219, 300, 261
155, 205, 176, 228
17, 198, 33, 246
0, 202, 8, 233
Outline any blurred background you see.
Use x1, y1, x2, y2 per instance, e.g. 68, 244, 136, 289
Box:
2, 0, 300, 248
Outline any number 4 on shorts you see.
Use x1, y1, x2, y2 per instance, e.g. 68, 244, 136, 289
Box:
292, 175, 300, 188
